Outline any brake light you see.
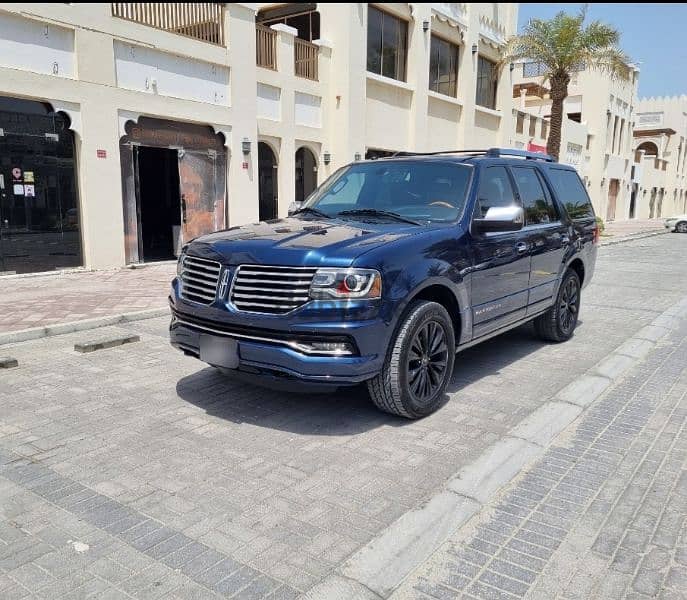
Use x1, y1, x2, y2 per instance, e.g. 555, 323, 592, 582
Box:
592, 224, 600, 245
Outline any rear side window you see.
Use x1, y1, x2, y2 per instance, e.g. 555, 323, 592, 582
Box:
474, 166, 519, 217
548, 168, 595, 220
511, 167, 558, 225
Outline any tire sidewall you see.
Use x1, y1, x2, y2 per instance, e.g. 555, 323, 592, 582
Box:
395, 302, 455, 418
553, 270, 581, 340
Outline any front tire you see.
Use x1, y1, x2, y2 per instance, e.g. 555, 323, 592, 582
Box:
534, 269, 581, 342
368, 300, 455, 419
676, 221, 687, 233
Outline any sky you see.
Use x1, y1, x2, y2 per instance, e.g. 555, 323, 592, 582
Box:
517, 3, 687, 99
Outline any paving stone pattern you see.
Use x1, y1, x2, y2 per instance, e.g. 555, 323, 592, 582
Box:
0, 235, 685, 599
393, 304, 687, 599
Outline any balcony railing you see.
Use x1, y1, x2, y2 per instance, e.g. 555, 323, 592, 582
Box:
294, 38, 318, 81
111, 3, 224, 45
256, 24, 277, 70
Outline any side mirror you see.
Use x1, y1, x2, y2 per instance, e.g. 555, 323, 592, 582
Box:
288, 201, 303, 216
473, 205, 524, 234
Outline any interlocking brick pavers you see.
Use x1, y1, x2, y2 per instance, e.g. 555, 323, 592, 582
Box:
0, 235, 685, 599
391, 302, 687, 600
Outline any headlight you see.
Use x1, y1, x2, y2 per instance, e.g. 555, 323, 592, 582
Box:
309, 268, 382, 300
177, 250, 186, 276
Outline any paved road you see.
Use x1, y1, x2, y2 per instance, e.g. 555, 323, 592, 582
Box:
0, 234, 685, 599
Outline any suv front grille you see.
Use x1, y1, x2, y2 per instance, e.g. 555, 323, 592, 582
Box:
179, 255, 221, 304
231, 265, 317, 314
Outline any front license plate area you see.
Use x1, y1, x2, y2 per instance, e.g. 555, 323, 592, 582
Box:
199, 335, 239, 369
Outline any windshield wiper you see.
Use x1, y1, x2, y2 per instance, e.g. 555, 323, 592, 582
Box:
336, 209, 421, 226
292, 207, 330, 219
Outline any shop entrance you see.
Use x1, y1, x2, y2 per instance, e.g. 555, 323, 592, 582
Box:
135, 146, 181, 262
0, 96, 82, 275
120, 117, 227, 264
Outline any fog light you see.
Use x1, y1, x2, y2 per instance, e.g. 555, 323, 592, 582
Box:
291, 341, 355, 355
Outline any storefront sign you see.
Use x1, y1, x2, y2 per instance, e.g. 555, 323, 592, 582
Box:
97, 149, 107, 158
527, 142, 547, 154
24, 184, 35, 197
13, 184, 24, 195
23, 171, 34, 183
12, 167, 21, 180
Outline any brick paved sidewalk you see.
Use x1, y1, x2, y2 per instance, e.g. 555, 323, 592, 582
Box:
0, 264, 175, 335
393, 306, 687, 599
603, 218, 666, 239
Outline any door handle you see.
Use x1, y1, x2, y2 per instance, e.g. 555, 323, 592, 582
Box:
515, 242, 529, 253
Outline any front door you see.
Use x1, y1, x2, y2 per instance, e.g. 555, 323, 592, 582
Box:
510, 166, 569, 313
606, 179, 619, 221
178, 150, 226, 245
470, 166, 531, 339
258, 142, 278, 221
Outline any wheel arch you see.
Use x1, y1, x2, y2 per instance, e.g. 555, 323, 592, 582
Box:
404, 283, 463, 344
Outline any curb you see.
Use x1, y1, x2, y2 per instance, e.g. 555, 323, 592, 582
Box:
600, 228, 668, 246
0, 307, 169, 347
303, 293, 687, 600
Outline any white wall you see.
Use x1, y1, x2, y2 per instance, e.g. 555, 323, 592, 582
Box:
0, 12, 75, 78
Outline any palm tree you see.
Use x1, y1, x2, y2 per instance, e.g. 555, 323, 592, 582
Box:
502, 7, 630, 160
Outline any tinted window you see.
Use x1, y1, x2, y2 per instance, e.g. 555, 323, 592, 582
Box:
548, 168, 595, 220
367, 7, 407, 81
429, 35, 459, 97
474, 166, 518, 217
511, 167, 558, 225
304, 162, 472, 222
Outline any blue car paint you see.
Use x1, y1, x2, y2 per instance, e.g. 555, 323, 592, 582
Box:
169, 155, 597, 387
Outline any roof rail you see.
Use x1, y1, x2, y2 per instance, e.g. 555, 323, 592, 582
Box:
389, 148, 555, 162
391, 149, 489, 157
485, 148, 555, 162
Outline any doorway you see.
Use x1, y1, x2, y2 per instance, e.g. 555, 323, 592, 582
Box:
629, 184, 637, 219
295, 147, 317, 203
606, 179, 619, 221
258, 142, 278, 221
136, 146, 181, 262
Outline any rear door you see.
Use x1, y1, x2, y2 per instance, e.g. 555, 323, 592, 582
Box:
510, 166, 569, 314
470, 165, 531, 338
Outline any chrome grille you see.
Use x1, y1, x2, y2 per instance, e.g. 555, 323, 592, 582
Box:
179, 255, 221, 304
231, 265, 317, 314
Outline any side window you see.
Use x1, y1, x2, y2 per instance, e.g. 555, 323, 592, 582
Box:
548, 168, 595, 220
474, 166, 518, 217
511, 167, 558, 225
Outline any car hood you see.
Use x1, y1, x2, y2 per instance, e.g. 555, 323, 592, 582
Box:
185, 217, 430, 266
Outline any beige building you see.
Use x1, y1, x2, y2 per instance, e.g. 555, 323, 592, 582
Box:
512, 61, 641, 221
632, 95, 687, 218
0, 2, 518, 275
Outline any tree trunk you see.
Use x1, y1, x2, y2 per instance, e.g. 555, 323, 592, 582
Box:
547, 71, 570, 161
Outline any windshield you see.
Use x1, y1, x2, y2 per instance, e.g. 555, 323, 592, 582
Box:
301, 161, 472, 223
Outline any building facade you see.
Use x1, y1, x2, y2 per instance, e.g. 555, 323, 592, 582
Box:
632, 96, 687, 219
512, 61, 641, 221
0, 2, 518, 274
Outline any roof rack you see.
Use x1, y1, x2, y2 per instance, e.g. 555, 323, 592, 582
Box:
390, 148, 555, 162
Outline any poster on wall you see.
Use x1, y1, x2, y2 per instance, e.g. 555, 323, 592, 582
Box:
24, 171, 34, 183
13, 184, 24, 195
24, 184, 35, 197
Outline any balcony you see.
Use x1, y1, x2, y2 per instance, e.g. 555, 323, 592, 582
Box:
256, 24, 277, 70
294, 38, 318, 81
111, 3, 224, 46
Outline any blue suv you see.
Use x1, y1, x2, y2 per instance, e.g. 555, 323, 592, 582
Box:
170, 148, 598, 418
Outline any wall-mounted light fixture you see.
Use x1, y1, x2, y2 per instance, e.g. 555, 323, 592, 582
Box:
600, 177, 606, 187
241, 137, 251, 155
323, 151, 331, 165
354, 152, 361, 161
472, 43, 478, 55
509, 62, 515, 73
422, 20, 430, 32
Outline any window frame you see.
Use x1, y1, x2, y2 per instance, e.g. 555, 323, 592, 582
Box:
366, 5, 408, 82
475, 55, 498, 110
428, 34, 459, 98
510, 166, 561, 227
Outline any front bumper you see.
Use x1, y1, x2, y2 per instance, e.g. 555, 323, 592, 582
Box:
169, 302, 389, 387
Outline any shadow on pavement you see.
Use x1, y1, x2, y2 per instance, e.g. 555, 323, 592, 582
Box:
175, 320, 582, 435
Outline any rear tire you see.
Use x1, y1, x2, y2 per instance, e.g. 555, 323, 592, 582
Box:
367, 300, 455, 419
534, 269, 581, 342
